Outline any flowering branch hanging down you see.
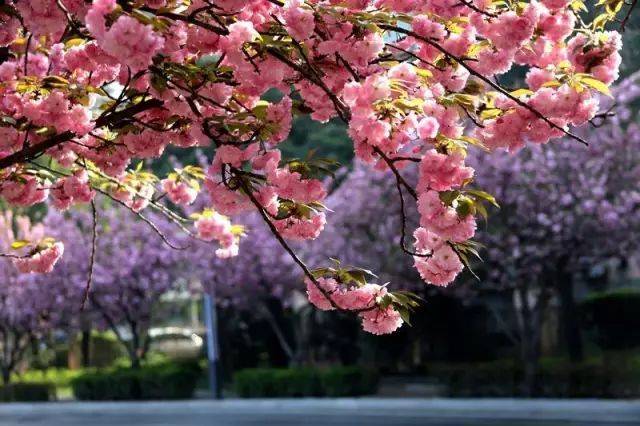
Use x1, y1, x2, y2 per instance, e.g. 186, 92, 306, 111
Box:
0, 0, 629, 334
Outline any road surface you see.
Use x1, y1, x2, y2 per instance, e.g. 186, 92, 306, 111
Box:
1, 398, 639, 425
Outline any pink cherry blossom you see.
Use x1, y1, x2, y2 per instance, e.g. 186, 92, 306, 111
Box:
359, 306, 404, 335
0, 0, 625, 335
418, 150, 474, 192
414, 244, 464, 286
13, 242, 65, 274
162, 179, 198, 205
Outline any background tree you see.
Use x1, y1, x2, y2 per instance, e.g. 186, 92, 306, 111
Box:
0, 211, 83, 384
471, 74, 640, 394
187, 211, 303, 365
46, 207, 185, 369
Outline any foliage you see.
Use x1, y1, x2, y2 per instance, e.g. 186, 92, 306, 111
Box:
581, 289, 640, 350
70, 361, 201, 401
319, 366, 380, 397
233, 366, 379, 398
280, 117, 352, 166
235, 367, 322, 398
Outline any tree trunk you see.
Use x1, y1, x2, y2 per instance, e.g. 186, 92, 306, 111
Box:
81, 330, 91, 368
514, 286, 548, 397
2, 366, 11, 385
130, 355, 141, 369
515, 288, 537, 396
261, 302, 294, 365
557, 260, 583, 362
522, 342, 539, 397
130, 325, 142, 369
291, 307, 313, 366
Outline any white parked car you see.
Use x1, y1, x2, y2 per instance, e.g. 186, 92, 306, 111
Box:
148, 327, 204, 360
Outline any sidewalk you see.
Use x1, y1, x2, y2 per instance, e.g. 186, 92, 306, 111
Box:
1, 398, 639, 424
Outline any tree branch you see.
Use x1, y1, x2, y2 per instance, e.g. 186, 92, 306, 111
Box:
81, 200, 98, 310
0, 99, 164, 171
379, 24, 589, 146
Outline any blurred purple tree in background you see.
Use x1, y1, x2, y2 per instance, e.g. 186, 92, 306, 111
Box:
472, 74, 640, 394
187, 212, 301, 364
45, 208, 185, 368
304, 166, 416, 287
0, 212, 82, 384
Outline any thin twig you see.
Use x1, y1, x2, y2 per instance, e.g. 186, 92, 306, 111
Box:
394, 176, 431, 258
0, 253, 29, 259
379, 24, 589, 146
621, 0, 639, 31
23, 33, 32, 75
29, 161, 190, 251
232, 167, 375, 313
373, 146, 418, 199
81, 200, 98, 310
457, 0, 499, 18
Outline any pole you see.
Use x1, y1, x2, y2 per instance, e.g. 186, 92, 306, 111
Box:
204, 291, 222, 399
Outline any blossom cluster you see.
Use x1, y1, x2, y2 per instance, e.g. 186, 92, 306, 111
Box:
0, 0, 625, 333
305, 277, 404, 335
474, 71, 640, 288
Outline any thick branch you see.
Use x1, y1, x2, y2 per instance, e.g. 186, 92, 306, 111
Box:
0, 99, 164, 170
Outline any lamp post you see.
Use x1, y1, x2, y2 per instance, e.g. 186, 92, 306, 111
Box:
203, 290, 222, 399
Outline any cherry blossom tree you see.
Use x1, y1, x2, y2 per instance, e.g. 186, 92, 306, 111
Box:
90, 209, 188, 368
0, 0, 630, 333
471, 73, 640, 394
0, 211, 83, 384
43, 207, 185, 368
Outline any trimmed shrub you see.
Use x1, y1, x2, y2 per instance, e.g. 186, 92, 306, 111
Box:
0, 382, 55, 402
234, 368, 321, 397
233, 366, 378, 398
71, 361, 201, 400
320, 366, 379, 397
425, 353, 640, 398
580, 289, 640, 350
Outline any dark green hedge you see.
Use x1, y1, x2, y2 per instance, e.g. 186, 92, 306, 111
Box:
0, 382, 55, 402
580, 289, 640, 350
71, 361, 201, 400
234, 366, 378, 398
425, 355, 640, 398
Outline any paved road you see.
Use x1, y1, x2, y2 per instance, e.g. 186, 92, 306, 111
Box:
1, 399, 639, 425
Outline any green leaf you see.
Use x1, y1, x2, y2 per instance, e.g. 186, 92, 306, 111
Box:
579, 76, 612, 96
11, 240, 31, 250
466, 189, 500, 208
397, 305, 412, 326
